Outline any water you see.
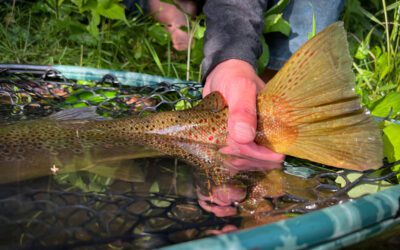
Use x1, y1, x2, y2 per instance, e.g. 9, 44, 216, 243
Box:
0, 157, 235, 249
0, 154, 345, 249
0, 68, 398, 249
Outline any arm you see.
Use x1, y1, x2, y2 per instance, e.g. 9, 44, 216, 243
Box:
198, 1, 284, 218
202, 0, 268, 78
202, 0, 283, 162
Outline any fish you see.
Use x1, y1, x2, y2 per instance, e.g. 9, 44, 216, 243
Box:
0, 22, 383, 187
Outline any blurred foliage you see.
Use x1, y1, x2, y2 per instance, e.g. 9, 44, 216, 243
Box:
344, 0, 400, 179
0, 0, 205, 81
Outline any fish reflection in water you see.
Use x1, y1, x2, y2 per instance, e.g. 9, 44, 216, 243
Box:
0, 152, 340, 249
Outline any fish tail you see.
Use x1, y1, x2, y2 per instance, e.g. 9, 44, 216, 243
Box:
256, 22, 383, 170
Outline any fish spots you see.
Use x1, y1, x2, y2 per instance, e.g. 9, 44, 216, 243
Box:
73, 148, 83, 154
15, 147, 25, 154
256, 95, 298, 152
304, 49, 316, 58
2, 148, 11, 155
208, 136, 214, 141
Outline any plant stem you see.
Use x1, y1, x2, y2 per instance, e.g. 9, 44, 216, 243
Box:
167, 41, 171, 76
382, 0, 391, 64
80, 45, 84, 66
185, 14, 191, 81
353, 62, 373, 90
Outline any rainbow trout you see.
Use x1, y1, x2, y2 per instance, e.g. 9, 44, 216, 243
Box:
0, 22, 383, 186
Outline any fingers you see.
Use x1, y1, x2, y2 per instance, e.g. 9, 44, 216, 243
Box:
221, 138, 285, 162
197, 185, 246, 206
205, 225, 238, 235
202, 81, 211, 97
202, 59, 285, 163
168, 26, 189, 51
213, 185, 246, 204
198, 200, 237, 217
226, 79, 258, 144
197, 185, 246, 217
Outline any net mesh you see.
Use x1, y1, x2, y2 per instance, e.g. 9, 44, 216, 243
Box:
0, 65, 398, 249
0, 66, 202, 120
0, 162, 397, 250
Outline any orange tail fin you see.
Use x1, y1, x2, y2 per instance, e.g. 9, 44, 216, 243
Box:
256, 22, 383, 170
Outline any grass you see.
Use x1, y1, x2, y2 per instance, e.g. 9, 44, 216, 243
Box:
0, 1, 204, 81
345, 0, 400, 106
344, 0, 400, 179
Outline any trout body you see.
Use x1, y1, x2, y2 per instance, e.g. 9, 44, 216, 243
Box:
0, 22, 383, 185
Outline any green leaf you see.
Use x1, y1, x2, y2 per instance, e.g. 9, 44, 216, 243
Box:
383, 123, 400, 162
194, 25, 206, 40
97, 0, 127, 21
371, 92, 400, 118
87, 11, 100, 38
148, 23, 170, 45
73, 0, 97, 12
190, 37, 204, 65
376, 52, 393, 81
265, 0, 290, 16
144, 38, 166, 76
257, 36, 270, 74
359, 6, 383, 26
371, 45, 382, 58
336, 173, 392, 198
149, 181, 160, 193
174, 100, 192, 110
76, 80, 96, 86
73, 102, 89, 108
307, 3, 316, 40
376, 2, 400, 15
383, 123, 400, 181
263, 14, 291, 36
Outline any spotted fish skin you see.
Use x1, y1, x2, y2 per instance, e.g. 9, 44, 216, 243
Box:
0, 104, 232, 184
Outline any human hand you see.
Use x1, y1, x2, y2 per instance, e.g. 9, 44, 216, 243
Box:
197, 184, 246, 217
149, 0, 196, 51
203, 59, 285, 163
197, 154, 281, 218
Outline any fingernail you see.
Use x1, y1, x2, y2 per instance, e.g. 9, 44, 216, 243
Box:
234, 122, 255, 141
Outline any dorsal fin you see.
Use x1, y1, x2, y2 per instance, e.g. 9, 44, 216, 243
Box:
192, 91, 227, 111
256, 22, 383, 170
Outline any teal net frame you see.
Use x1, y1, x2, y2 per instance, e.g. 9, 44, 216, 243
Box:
164, 185, 400, 250
0, 64, 399, 249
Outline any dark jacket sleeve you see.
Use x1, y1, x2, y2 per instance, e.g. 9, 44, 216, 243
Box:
201, 0, 269, 80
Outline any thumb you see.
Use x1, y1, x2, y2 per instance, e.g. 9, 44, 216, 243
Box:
226, 80, 258, 144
